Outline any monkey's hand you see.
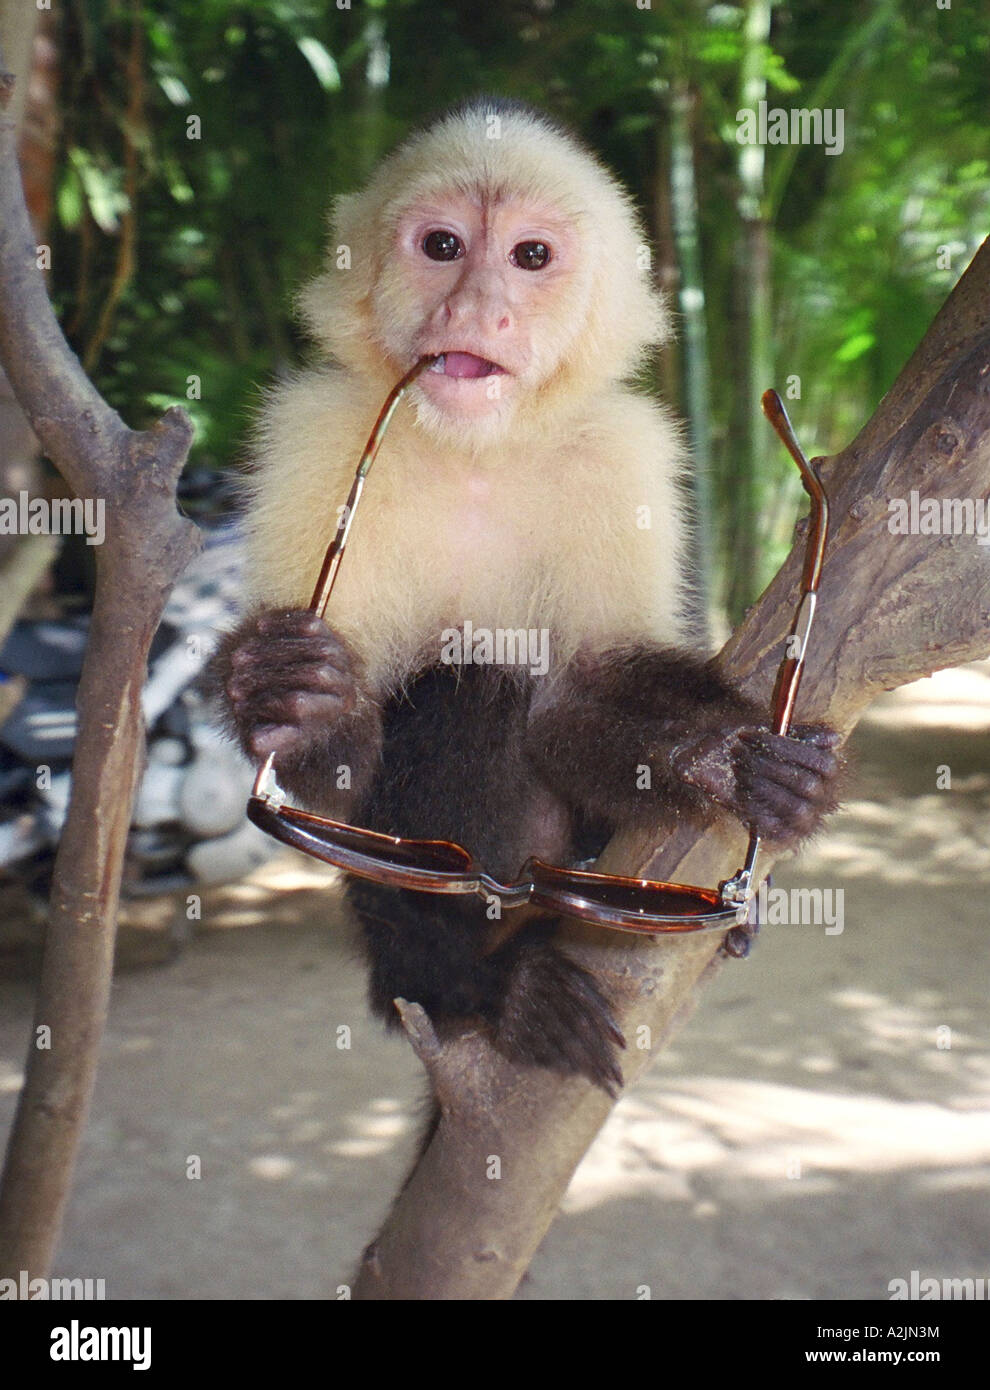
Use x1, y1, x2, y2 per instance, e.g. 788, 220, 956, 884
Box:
671, 723, 842, 846
211, 607, 383, 813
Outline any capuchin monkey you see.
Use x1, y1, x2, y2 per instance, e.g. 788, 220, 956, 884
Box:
215, 99, 840, 1094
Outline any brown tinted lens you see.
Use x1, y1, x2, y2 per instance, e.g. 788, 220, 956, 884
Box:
594, 880, 723, 917
527, 859, 728, 926
271, 804, 474, 874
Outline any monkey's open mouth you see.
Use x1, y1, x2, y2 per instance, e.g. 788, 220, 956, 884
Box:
429, 352, 506, 379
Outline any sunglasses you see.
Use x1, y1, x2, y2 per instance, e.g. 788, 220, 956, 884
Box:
247, 357, 829, 939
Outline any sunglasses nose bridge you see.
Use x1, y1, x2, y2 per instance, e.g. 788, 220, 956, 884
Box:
476, 873, 531, 910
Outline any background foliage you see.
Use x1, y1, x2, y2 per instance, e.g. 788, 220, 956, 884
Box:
47, 0, 990, 615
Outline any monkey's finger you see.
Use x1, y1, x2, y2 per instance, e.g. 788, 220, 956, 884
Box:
227, 660, 353, 703
790, 724, 842, 750
230, 635, 353, 676
740, 729, 839, 779
737, 774, 818, 836
239, 688, 354, 731
246, 721, 319, 760
738, 748, 829, 803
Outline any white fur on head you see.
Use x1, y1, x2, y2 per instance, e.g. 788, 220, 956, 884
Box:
244, 102, 688, 693
297, 101, 669, 431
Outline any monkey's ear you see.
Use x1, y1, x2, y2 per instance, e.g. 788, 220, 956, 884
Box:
296, 193, 377, 365
295, 267, 341, 352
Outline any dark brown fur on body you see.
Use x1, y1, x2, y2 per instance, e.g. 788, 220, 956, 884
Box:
528, 646, 842, 842
214, 615, 840, 1093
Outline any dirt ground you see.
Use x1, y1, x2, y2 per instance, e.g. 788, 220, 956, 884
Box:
1, 664, 988, 1300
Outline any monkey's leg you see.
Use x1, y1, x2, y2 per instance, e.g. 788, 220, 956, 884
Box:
494, 923, 626, 1096
351, 884, 624, 1095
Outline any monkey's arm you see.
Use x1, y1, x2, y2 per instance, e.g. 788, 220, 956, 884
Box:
526, 647, 841, 845
211, 608, 383, 816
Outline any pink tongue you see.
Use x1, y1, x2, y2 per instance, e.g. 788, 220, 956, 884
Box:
442, 352, 492, 379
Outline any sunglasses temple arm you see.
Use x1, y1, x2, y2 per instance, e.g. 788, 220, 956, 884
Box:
726, 618, 813, 908
309, 355, 438, 619
732, 592, 814, 900
733, 592, 814, 903
723, 392, 828, 909
309, 471, 366, 620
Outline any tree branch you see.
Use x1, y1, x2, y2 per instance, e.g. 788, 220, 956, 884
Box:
0, 51, 200, 1278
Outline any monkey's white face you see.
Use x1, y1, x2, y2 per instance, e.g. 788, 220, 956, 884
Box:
375, 193, 584, 441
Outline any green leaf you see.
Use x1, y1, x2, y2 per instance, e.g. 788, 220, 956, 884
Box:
56, 169, 84, 230
835, 331, 876, 363
67, 148, 127, 234
297, 36, 342, 91
158, 74, 192, 106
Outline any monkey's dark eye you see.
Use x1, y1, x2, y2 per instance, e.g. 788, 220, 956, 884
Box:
422, 230, 464, 262
511, 240, 551, 271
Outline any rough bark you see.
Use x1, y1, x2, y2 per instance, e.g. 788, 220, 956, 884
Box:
354, 236, 990, 1300
0, 6, 55, 559
0, 48, 199, 1278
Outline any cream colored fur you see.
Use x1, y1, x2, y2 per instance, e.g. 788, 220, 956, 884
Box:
241, 105, 691, 695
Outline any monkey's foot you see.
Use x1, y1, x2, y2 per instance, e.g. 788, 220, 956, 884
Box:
496, 943, 625, 1096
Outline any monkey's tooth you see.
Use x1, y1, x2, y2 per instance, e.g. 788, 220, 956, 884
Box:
429, 355, 446, 374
